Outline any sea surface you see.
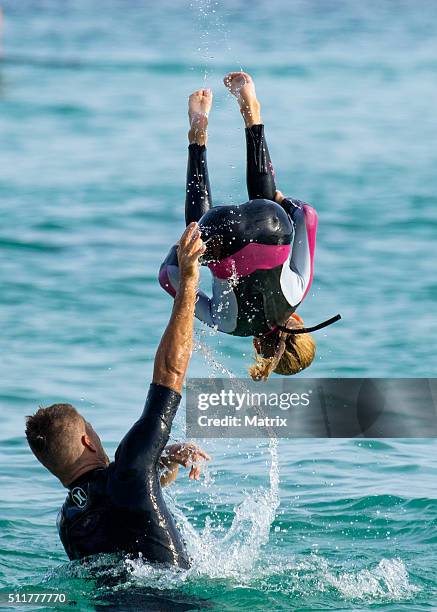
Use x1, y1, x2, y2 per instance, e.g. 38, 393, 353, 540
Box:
0, 1, 436, 610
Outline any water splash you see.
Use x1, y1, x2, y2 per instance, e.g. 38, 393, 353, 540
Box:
248, 555, 420, 604
179, 337, 280, 577
160, 437, 280, 580
190, 0, 234, 81
55, 547, 420, 607
323, 557, 420, 601
193, 329, 235, 378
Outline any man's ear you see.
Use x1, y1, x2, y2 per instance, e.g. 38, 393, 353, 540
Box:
81, 434, 97, 453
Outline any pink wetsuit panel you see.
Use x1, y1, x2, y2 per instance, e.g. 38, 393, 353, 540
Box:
208, 243, 291, 280
301, 204, 318, 300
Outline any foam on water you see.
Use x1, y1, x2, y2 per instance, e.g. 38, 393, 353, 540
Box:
58, 542, 420, 606
247, 555, 420, 604
323, 557, 420, 601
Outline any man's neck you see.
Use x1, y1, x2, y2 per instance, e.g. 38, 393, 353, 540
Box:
63, 459, 107, 488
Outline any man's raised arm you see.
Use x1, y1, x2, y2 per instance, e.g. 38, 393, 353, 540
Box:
112, 223, 205, 479
153, 222, 205, 394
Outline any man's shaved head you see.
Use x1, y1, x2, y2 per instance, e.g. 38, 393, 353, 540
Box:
25, 404, 90, 484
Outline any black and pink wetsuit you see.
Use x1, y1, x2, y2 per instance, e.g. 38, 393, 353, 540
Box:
159, 125, 318, 337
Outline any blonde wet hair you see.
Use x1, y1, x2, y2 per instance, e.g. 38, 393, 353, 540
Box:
249, 317, 316, 381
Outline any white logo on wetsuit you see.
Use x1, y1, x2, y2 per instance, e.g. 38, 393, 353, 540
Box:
71, 487, 88, 508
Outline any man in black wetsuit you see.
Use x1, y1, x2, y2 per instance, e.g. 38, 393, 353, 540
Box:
25, 223, 208, 567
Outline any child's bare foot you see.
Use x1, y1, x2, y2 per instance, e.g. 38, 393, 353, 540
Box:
188, 88, 213, 146
223, 71, 261, 127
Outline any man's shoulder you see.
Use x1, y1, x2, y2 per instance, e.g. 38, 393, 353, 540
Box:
57, 466, 118, 561
61, 465, 114, 515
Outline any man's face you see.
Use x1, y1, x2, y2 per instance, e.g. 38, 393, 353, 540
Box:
85, 421, 110, 465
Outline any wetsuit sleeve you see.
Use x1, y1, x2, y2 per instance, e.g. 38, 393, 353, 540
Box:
159, 245, 179, 299
159, 248, 236, 332
158, 245, 212, 322
185, 144, 212, 225
159, 244, 208, 318
280, 198, 318, 305
196, 278, 239, 333
113, 383, 181, 478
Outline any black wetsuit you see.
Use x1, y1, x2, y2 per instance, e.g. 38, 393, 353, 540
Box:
57, 384, 190, 568
159, 125, 318, 336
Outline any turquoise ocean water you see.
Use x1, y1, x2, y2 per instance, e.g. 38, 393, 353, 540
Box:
0, 1, 436, 609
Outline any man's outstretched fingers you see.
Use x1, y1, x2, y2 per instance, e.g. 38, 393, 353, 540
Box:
189, 465, 201, 480
179, 222, 198, 248
177, 222, 205, 279
190, 238, 206, 258
165, 442, 211, 470
185, 234, 205, 261
183, 442, 211, 461
180, 223, 203, 255
189, 445, 211, 462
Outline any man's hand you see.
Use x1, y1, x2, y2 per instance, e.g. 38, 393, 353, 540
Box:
177, 222, 206, 283
274, 190, 285, 204
153, 224, 205, 394
161, 442, 211, 481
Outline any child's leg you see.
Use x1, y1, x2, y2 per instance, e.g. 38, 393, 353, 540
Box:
245, 124, 277, 201
185, 89, 213, 225
223, 71, 277, 202
185, 143, 212, 225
